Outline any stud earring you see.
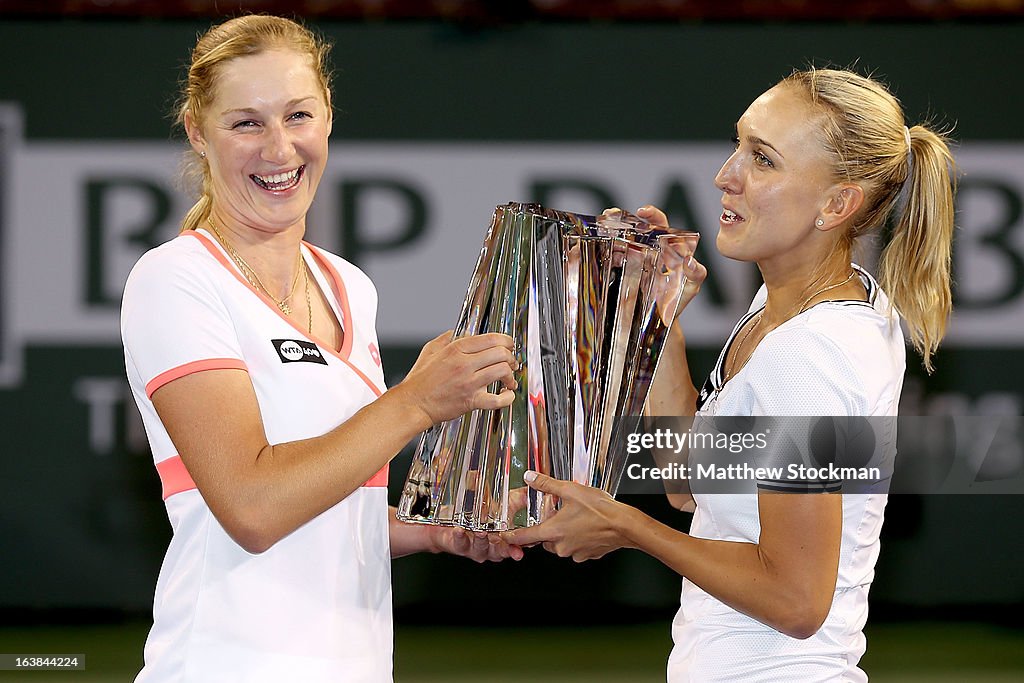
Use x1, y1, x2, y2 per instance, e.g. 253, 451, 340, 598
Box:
816, 218, 825, 227
200, 151, 206, 159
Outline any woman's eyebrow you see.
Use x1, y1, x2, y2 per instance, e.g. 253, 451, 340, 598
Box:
747, 135, 784, 159
220, 96, 317, 117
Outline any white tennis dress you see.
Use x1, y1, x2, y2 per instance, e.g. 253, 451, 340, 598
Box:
122, 229, 392, 682
668, 266, 905, 682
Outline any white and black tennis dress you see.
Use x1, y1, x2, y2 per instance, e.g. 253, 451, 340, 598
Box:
668, 265, 905, 683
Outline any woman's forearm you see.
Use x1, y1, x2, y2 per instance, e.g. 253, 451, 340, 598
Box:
616, 495, 841, 639
647, 324, 698, 417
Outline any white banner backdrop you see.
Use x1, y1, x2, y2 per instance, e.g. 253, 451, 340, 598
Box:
4, 137, 1023, 385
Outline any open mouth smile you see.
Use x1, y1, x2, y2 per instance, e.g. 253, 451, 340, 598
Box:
251, 165, 305, 192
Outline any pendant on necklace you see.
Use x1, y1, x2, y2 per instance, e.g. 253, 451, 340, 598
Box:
280, 303, 292, 315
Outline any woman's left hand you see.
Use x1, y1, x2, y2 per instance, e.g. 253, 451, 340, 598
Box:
429, 526, 525, 563
390, 507, 523, 561
499, 471, 636, 562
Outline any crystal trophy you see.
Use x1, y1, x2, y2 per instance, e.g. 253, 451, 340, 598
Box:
396, 202, 699, 530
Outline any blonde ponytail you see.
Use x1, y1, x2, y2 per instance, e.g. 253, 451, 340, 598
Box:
878, 127, 956, 373
180, 192, 212, 233
177, 145, 213, 232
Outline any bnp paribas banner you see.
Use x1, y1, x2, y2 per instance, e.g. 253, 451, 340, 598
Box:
1, 104, 1023, 608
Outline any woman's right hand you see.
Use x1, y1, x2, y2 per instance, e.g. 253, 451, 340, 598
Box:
394, 331, 518, 429
601, 205, 707, 323
635, 205, 707, 322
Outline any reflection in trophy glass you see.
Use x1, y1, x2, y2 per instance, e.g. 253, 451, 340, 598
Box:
397, 203, 699, 530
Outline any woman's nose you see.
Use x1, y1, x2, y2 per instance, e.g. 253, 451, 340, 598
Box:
262, 123, 295, 164
714, 152, 741, 194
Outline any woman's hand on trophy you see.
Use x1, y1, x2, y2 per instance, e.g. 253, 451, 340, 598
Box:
428, 526, 525, 563
635, 205, 708, 323
499, 471, 638, 563
395, 331, 519, 430
391, 513, 524, 562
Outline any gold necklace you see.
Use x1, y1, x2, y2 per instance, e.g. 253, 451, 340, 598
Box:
723, 310, 765, 386
722, 270, 858, 385
301, 258, 312, 334
208, 220, 302, 315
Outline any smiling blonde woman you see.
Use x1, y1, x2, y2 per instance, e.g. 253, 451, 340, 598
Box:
122, 15, 521, 682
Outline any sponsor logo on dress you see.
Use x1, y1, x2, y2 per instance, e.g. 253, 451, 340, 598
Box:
368, 342, 381, 367
271, 339, 328, 365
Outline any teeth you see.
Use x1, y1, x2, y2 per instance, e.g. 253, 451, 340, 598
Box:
253, 167, 301, 189
264, 170, 296, 184
723, 209, 741, 222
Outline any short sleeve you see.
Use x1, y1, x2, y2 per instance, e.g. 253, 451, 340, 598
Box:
745, 326, 869, 492
746, 326, 867, 416
121, 242, 247, 399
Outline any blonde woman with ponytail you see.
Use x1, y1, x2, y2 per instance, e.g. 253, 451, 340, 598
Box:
121, 15, 520, 683
506, 68, 956, 681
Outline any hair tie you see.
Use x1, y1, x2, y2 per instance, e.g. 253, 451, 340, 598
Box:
902, 126, 914, 181
894, 125, 914, 217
